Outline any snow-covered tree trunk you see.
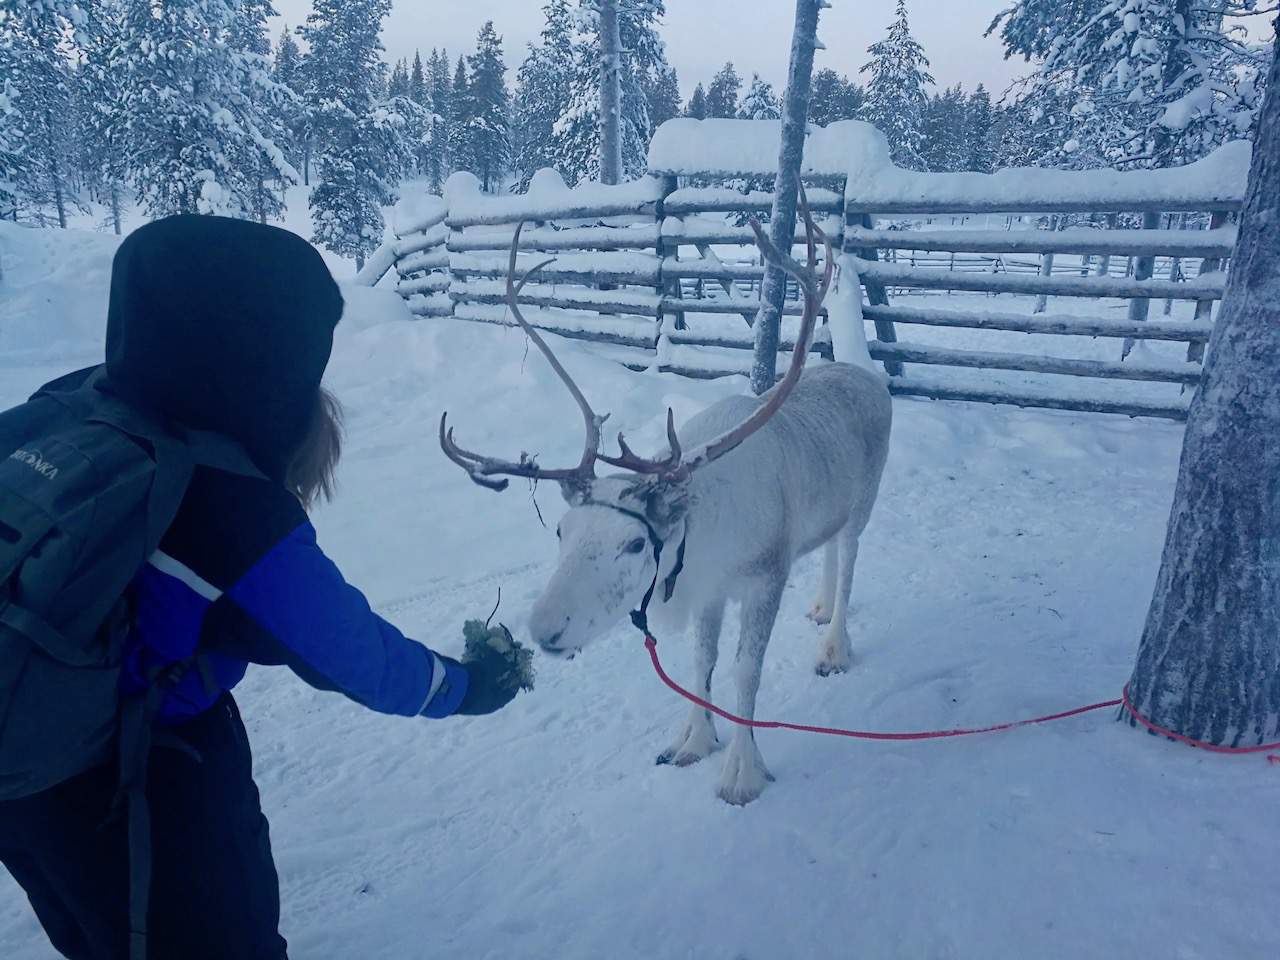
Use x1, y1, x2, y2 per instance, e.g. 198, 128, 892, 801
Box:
598, 0, 622, 185
1124, 40, 1280, 748
751, 0, 824, 395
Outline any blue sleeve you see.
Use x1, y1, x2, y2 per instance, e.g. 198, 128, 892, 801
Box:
228, 521, 469, 718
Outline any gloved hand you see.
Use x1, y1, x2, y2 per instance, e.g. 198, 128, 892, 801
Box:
438, 622, 534, 717
448, 647, 518, 715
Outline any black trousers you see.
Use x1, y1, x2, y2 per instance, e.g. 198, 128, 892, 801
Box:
0, 694, 287, 960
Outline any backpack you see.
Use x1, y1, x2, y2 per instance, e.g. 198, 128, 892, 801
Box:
0, 365, 262, 959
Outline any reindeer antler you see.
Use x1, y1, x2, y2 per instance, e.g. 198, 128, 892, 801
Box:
441, 190, 834, 493
671, 186, 835, 476
440, 223, 610, 490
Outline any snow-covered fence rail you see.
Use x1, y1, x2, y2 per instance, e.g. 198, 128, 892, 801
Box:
365, 119, 1248, 422
842, 139, 1252, 420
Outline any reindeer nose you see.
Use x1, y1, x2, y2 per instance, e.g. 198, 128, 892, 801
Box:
539, 631, 565, 653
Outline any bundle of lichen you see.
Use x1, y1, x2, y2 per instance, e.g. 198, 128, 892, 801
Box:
462, 620, 536, 693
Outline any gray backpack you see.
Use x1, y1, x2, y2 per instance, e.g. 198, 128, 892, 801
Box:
0, 366, 260, 959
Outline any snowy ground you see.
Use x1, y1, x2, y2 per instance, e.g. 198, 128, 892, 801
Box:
2, 221, 1278, 960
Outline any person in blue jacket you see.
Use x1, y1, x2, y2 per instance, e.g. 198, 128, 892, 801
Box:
0, 215, 518, 959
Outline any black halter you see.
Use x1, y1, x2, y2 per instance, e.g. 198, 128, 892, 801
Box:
595, 504, 686, 638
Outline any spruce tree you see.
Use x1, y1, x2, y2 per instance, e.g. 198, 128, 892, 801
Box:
448, 55, 474, 181
809, 68, 865, 126
643, 64, 682, 130
706, 62, 742, 119
0, 2, 83, 226
513, 0, 576, 191
738, 74, 780, 120
550, 0, 667, 185
686, 82, 708, 119
966, 83, 996, 173
920, 84, 967, 172
464, 21, 510, 192
386, 60, 405, 99
273, 26, 309, 181
110, 0, 296, 218
989, 0, 1270, 167
426, 47, 452, 191
231, 0, 296, 223
303, 0, 411, 269
409, 50, 427, 105
860, 0, 934, 169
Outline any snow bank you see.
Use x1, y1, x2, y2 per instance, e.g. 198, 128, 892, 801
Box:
0, 222, 410, 359
846, 140, 1252, 209
0, 221, 120, 357
647, 118, 890, 177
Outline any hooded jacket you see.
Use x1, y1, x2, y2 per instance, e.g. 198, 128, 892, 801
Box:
104, 215, 467, 722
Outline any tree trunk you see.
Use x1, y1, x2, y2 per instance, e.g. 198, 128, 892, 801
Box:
1124, 41, 1280, 747
751, 0, 823, 395
598, 0, 623, 186
109, 185, 122, 236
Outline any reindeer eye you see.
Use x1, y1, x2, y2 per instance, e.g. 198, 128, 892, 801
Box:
556, 526, 562, 540
625, 538, 647, 555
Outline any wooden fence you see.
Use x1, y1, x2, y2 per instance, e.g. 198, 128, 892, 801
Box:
363, 120, 1251, 422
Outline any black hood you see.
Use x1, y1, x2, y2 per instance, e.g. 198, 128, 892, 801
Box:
105, 214, 343, 480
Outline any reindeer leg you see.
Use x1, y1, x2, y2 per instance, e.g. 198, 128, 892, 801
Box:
657, 599, 724, 767
807, 539, 838, 625
718, 575, 784, 805
817, 521, 860, 676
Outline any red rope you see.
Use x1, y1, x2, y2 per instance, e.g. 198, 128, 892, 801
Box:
643, 634, 1280, 759
1119, 684, 1280, 759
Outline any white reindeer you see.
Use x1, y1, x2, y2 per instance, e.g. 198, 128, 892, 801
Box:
441, 201, 892, 805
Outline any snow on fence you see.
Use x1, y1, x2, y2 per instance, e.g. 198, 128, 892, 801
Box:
363, 120, 1250, 422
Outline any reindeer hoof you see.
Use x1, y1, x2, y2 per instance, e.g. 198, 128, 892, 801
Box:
657, 723, 720, 767
815, 658, 851, 677
717, 738, 773, 805
806, 602, 834, 626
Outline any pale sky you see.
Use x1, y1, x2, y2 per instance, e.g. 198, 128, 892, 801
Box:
269, 0, 1031, 101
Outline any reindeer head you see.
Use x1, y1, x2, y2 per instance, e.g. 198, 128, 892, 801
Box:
440, 195, 834, 656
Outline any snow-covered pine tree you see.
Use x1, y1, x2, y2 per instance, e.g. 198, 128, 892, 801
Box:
230, 0, 297, 223
643, 63, 681, 130
513, 0, 576, 190
739, 74, 780, 120
920, 84, 968, 172
809, 68, 865, 126
409, 50, 427, 105
272, 25, 309, 182
860, 0, 934, 170
425, 47, 452, 191
1124, 38, 1280, 749
0, 1, 84, 226
108, 0, 296, 219
447, 55, 474, 181
76, 0, 127, 233
463, 21, 510, 192
386, 59, 407, 100
549, 0, 667, 186
706, 61, 742, 118
966, 82, 996, 173
302, 0, 412, 269
989, 0, 1271, 167
686, 82, 708, 119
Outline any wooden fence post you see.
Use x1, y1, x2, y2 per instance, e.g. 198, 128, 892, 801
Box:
1122, 209, 1163, 359
1187, 208, 1230, 363
654, 175, 684, 357
847, 211, 902, 376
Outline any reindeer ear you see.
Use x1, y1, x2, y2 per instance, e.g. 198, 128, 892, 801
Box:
645, 481, 690, 528
559, 479, 591, 505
